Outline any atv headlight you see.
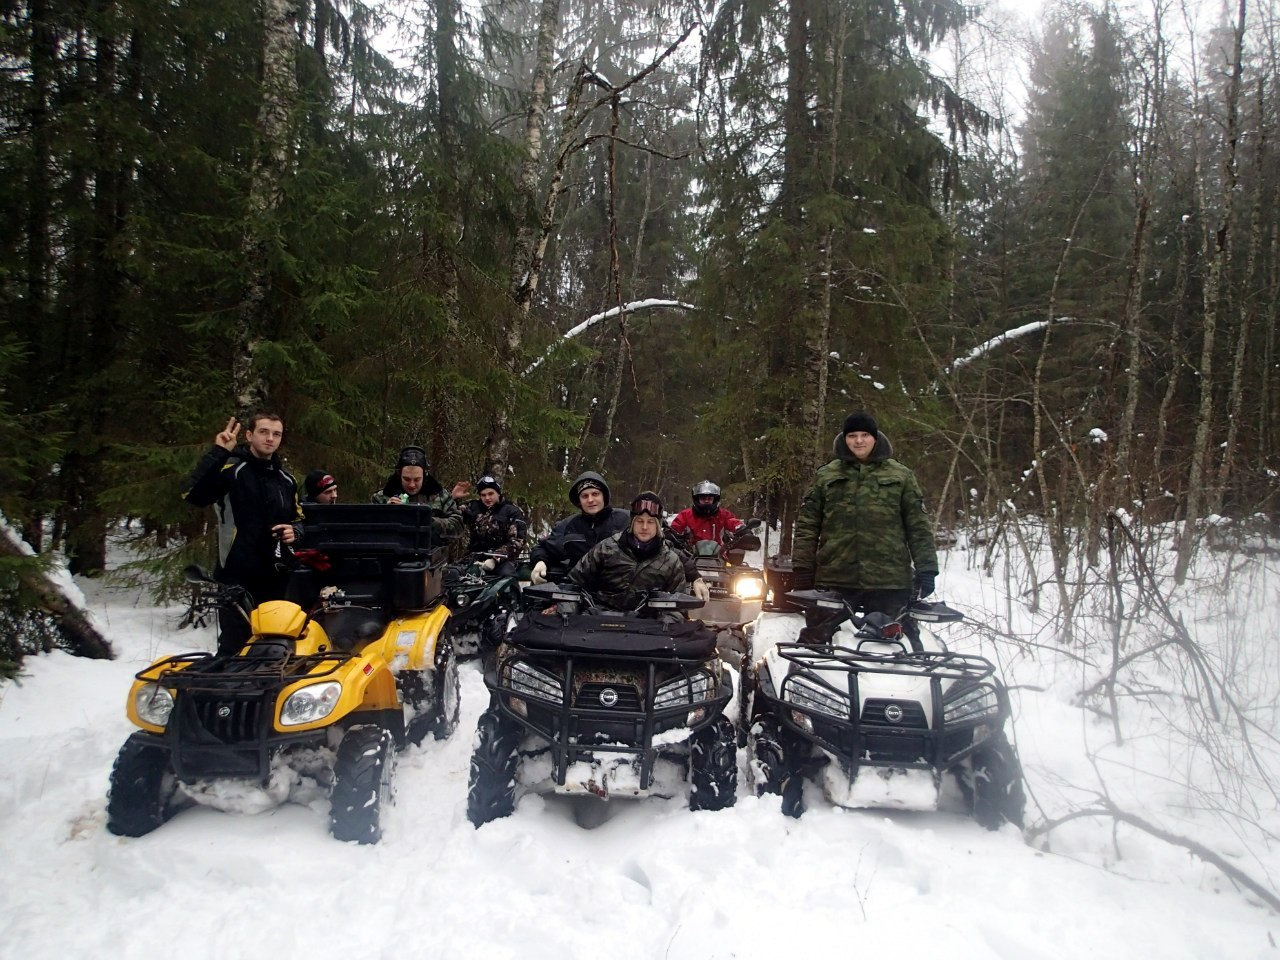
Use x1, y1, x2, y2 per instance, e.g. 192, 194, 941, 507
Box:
785, 675, 849, 719
943, 684, 999, 724
506, 661, 562, 701
733, 576, 765, 600
280, 681, 342, 727
654, 670, 714, 708
134, 683, 174, 727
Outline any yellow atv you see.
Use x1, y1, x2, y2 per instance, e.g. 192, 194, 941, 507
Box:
106, 504, 457, 844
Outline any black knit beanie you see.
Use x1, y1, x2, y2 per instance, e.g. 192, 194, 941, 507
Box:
842, 411, 879, 436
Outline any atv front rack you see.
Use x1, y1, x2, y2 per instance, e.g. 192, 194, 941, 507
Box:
137, 650, 353, 692
775, 642, 996, 683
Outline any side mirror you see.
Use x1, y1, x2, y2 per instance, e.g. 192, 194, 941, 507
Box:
183, 564, 213, 584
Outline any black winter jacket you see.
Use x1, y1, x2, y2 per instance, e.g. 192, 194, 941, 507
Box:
529, 507, 630, 568
184, 445, 303, 591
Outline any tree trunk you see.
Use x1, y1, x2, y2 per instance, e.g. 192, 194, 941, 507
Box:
234, 0, 298, 410
1177, 0, 1245, 582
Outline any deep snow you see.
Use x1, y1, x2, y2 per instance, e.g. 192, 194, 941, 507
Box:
1, 540, 1278, 959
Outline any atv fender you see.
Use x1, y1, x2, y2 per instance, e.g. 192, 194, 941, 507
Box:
367, 605, 450, 672
271, 653, 400, 733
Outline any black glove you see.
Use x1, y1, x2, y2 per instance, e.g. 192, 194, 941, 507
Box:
791, 568, 815, 591
913, 572, 936, 599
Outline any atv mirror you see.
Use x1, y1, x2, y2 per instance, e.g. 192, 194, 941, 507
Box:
559, 535, 590, 563
742, 518, 763, 531
183, 564, 213, 584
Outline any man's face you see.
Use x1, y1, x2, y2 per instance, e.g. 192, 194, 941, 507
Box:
479, 488, 500, 507
578, 488, 605, 515
316, 486, 339, 504
845, 431, 875, 461
400, 466, 425, 495
631, 514, 659, 542
695, 495, 717, 510
247, 419, 284, 459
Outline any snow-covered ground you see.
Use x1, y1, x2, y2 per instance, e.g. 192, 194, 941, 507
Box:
1, 538, 1278, 959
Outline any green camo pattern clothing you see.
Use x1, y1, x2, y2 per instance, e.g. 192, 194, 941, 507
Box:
792, 432, 938, 591
370, 487, 465, 540
569, 532, 688, 612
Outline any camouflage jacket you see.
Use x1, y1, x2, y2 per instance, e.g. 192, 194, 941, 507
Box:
569, 532, 688, 613
459, 497, 527, 561
792, 432, 938, 591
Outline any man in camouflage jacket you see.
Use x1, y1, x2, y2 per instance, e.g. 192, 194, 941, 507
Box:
792, 411, 938, 625
570, 491, 688, 616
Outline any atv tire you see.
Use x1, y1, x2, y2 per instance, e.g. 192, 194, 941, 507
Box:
403, 640, 461, 745
106, 736, 180, 837
751, 717, 804, 818
965, 731, 1026, 830
330, 725, 395, 844
689, 716, 738, 811
467, 707, 522, 826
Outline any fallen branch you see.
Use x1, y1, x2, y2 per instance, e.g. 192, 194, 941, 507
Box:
1029, 798, 1280, 912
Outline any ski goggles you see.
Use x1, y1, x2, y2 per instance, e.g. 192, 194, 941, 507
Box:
630, 496, 663, 518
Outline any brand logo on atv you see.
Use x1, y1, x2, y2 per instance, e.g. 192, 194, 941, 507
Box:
216, 705, 232, 719
598, 688, 619, 707
884, 703, 904, 723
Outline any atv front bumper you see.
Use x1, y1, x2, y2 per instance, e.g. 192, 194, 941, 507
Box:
486, 654, 733, 795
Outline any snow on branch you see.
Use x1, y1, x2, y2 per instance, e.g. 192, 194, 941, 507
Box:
946, 318, 1117, 374
524, 299, 697, 375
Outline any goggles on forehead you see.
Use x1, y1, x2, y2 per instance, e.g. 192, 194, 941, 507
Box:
630, 497, 663, 518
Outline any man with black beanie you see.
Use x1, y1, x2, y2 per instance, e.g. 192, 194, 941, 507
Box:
791, 410, 939, 641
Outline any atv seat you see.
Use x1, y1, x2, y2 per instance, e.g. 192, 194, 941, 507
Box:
315, 605, 387, 652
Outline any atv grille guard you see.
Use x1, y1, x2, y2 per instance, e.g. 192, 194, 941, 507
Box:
487, 652, 732, 792
762, 643, 1010, 772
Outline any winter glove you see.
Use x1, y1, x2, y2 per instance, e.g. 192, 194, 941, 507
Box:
481, 557, 497, 572
691, 578, 711, 602
790, 568, 815, 591
913, 572, 936, 599
531, 560, 548, 585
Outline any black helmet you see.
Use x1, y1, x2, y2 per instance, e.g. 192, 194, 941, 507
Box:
691, 480, 721, 517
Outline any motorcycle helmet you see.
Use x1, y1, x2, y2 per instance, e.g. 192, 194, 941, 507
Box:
691, 480, 721, 517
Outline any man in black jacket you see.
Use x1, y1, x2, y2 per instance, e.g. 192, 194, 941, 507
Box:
528, 471, 628, 584
185, 413, 303, 655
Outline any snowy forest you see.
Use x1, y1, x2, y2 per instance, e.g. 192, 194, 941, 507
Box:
4, 0, 1280, 948
1, 0, 1278, 633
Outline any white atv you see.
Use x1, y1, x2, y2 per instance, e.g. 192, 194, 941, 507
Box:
747, 589, 1025, 829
